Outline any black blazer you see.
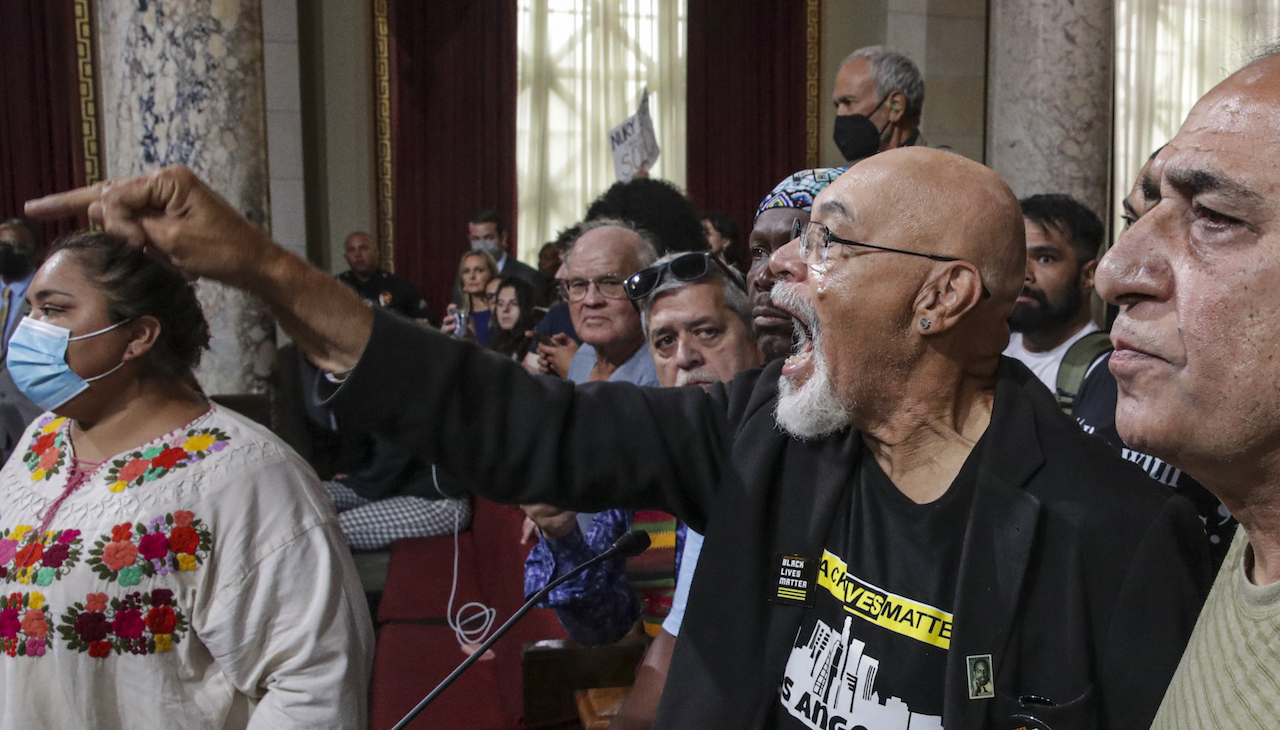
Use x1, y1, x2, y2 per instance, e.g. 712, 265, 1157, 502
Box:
332, 310, 1211, 729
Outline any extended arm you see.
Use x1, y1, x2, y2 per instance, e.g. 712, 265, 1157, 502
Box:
25, 167, 370, 373
324, 309, 730, 528
25, 167, 736, 527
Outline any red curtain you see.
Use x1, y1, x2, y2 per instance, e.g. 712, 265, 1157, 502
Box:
389, 0, 518, 314
0, 0, 87, 248
686, 0, 809, 242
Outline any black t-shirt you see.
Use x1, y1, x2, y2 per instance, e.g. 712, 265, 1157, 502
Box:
773, 439, 981, 729
1074, 353, 1235, 569
337, 270, 438, 324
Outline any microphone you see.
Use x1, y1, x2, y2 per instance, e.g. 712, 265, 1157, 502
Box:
391, 528, 652, 730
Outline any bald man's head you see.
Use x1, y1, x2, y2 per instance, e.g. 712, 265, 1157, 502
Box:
837, 148, 1026, 304
768, 147, 1025, 437
344, 232, 379, 277
1094, 52, 1280, 492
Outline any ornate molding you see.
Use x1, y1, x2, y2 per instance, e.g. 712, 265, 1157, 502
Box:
73, 0, 103, 187
373, 0, 395, 271
805, 0, 821, 169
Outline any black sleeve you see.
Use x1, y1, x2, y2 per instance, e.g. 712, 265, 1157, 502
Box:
1095, 494, 1213, 728
325, 308, 735, 530
385, 277, 439, 325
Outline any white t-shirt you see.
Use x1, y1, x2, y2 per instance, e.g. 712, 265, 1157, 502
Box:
0, 404, 373, 729
1003, 322, 1099, 392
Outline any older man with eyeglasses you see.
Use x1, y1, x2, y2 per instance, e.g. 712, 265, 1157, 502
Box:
555, 218, 661, 387
28, 147, 1210, 729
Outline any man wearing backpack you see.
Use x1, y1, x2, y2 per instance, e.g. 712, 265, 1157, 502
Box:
1003, 194, 1111, 409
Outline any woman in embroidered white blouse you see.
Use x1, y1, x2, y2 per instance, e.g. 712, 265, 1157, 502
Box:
0, 232, 373, 729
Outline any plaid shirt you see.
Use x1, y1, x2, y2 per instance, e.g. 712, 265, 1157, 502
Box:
324, 480, 470, 551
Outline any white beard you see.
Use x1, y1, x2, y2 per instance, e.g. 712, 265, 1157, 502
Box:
772, 284, 853, 439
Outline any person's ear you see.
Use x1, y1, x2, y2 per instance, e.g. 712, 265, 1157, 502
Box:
914, 263, 986, 335
1079, 257, 1098, 293
122, 315, 162, 362
886, 90, 908, 124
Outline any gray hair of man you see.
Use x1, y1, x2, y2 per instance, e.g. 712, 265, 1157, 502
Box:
843, 46, 925, 123
0, 218, 39, 258
564, 217, 661, 270
636, 253, 754, 336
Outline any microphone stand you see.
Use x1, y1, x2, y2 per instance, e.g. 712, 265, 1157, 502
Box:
391, 529, 652, 730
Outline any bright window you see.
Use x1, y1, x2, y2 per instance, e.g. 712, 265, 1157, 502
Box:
516, 0, 687, 261
1114, 0, 1280, 236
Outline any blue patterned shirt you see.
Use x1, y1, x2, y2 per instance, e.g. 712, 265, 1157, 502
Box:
524, 509, 686, 645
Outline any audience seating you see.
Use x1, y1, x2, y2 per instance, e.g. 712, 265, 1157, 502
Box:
370, 498, 574, 729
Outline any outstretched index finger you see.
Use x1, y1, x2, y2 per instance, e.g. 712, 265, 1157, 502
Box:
24, 184, 103, 219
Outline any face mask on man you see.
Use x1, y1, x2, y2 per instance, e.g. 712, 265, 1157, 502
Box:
6, 317, 131, 411
0, 246, 30, 281
471, 237, 504, 260
833, 96, 891, 162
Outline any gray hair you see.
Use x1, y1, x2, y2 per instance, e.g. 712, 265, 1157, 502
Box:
0, 218, 38, 258
637, 253, 753, 335
1247, 39, 1280, 67
565, 218, 660, 269
843, 46, 925, 123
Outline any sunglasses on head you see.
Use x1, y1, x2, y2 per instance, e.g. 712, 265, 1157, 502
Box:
624, 251, 747, 301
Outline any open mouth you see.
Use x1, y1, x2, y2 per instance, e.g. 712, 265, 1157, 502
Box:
770, 284, 818, 381
780, 314, 816, 380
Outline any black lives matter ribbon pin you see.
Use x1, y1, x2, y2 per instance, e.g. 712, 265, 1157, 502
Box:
771, 553, 818, 607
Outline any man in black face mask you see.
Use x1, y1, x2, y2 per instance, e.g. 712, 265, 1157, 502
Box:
832, 46, 925, 162
0, 219, 42, 461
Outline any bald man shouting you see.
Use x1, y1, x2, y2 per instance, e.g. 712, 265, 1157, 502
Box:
28, 148, 1209, 729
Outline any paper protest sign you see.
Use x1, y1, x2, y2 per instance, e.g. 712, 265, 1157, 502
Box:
609, 89, 661, 182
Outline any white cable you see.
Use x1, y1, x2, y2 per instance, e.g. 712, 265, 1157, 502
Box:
434, 465, 496, 647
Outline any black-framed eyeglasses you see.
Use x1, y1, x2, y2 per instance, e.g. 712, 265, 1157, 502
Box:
624, 251, 747, 302
560, 274, 628, 302
792, 220, 990, 298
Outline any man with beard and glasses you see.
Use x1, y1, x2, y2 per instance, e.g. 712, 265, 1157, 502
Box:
28, 147, 1210, 729
1002, 194, 1108, 401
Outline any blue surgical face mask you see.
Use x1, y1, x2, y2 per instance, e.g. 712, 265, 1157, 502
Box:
6, 316, 131, 411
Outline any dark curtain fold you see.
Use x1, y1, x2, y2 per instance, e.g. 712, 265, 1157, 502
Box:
0, 0, 86, 249
686, 0, 808, 244
390, 0, 518, 315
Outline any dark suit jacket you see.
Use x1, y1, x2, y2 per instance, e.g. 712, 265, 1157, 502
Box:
0, 297, 40, 462
330, 310, 1211, 730
499, 256, 549, 304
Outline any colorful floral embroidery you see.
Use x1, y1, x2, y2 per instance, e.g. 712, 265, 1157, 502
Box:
0, 526, 83, 585
57, 588, 188, 657
103, 427, 230, 493
22, 417, 68, 482
86, 512, 213, 586
0, 591, 52, 657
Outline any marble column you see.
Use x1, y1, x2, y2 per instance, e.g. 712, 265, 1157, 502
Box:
985, 0, 1113, 218
96, 0, 275, 395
